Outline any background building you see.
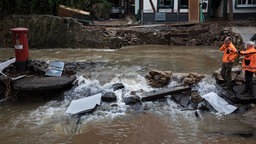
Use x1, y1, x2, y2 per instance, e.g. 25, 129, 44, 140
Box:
131, 0, 256, 23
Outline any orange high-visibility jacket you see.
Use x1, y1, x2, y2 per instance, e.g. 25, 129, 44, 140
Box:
240, 46, 256, 72
220, 42, 238, 63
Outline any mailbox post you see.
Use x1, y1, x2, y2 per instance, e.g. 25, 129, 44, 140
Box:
10, 27, 29, 71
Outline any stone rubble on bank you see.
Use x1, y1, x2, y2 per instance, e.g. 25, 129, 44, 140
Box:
1, 15, 253, 49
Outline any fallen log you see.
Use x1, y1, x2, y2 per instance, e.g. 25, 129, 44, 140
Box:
141, 86, 191, 102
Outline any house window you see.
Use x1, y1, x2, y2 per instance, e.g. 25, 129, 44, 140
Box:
236, 0, 256, 8
158, 0, 174, 8
179, 0, 188, 8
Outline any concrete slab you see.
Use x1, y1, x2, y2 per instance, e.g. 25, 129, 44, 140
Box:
65, 93, 102, 115
202, 92, 237, 115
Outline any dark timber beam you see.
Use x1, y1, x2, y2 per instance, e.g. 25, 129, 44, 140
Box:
149, 0, 156, 13
141, 86, 191, 102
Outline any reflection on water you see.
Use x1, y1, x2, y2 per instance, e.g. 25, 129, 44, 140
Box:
0, 45, 255, 144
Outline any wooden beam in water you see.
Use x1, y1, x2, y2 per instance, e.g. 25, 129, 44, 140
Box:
141, 86, 191, 102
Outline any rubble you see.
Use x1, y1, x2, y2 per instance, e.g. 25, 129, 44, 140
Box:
0, 15, 250, 49
182, 73, 205, 86
0, 59, 79, 100
145, 70, 172, 88
190, 90, 203, 103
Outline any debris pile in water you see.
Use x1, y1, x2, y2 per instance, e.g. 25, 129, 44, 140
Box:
0, 59, 80, 101
182, 73, 205, 86
145, 70, 172, 88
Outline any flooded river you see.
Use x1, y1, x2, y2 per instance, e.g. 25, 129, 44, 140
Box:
0, 45, 255, 144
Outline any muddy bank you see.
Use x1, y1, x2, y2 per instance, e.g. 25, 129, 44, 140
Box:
1, 15, 254, 49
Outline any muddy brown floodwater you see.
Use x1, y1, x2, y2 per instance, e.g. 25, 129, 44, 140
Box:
0, 45, 255, 144
1, 45, 222, 74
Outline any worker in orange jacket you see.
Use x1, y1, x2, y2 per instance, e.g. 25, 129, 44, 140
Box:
219, 36, 238, 89
239, 41, 256, 96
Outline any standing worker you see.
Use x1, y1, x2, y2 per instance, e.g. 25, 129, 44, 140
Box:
219, 36, 238, 89
239, 41, 256, 96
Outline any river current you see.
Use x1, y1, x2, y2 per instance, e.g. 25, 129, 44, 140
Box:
0, 45, 255, 144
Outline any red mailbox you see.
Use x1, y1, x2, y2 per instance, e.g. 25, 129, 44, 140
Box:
10, 27, 29, 71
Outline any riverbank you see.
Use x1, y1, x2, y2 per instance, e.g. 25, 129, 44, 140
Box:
1, 15, 255, 49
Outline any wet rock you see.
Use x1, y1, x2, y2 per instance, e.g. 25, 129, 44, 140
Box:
126, 103, 143, 113
171, 91, 191, 108
101, 92, 117, 102
130, 89, 144, 97
123, 96, 141, 105
234, 105, 251, 114
191, 90, 203, 103
63, 67, 76, 76
198, 101, 216, 112
182, 73, 204, 86
111, 83, 125, 91
145, 70, 172, 88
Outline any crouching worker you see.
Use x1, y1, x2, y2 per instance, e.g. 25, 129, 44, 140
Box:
239, 41, 256, 96
220, 37, 238, 89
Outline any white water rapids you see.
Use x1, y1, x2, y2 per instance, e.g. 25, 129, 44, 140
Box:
1, 45, 255, 143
